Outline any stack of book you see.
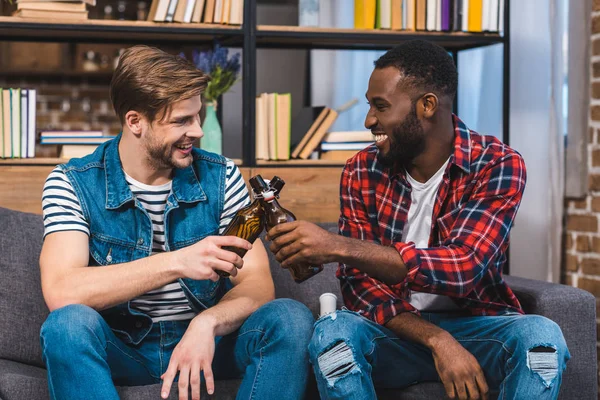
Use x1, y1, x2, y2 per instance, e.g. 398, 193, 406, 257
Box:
0, 88, 36, 159
13, 0, 95, 20
148, 0, 244, 24
319, 131, 374, 161
354, 0, 504, 33
289, 107, 338, 160
255, 93, 291, 161
39, 131, 115, 159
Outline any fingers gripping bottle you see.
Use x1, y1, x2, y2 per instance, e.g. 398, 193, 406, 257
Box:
217, 175, 269, 277
255, 175, 324, 283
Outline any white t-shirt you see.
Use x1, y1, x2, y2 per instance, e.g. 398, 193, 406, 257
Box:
42, 159, 250, 322
402, 158, 459, 312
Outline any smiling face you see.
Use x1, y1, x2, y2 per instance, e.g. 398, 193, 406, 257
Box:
365, 66, 426, 168
141, 96, 204, 170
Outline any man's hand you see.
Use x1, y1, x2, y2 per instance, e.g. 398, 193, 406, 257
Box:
431, 333, 489, 400
174, 236, 252, 281
267, 221, 340, 267
161, 315, 217, 400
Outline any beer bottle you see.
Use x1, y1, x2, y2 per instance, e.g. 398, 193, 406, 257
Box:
269, 176, 285, 197
257, 175, 324, 283
218, 175, 269, 277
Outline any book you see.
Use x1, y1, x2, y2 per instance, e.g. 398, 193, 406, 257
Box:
213, 0, 223, 23
173, 0, 190, 22
40, 136, 114, 145
391, 0, 402, 30
60, 144, 99, 159
275, 93, 291, 160
468, 0, 482, 32
255, 94, 268, 160
17, 0, 96, 5
405, 0, 416, 30
27, 89, 36, 159
13, 8, 88, 19
41, 130, 103, 137
298, 108, 338, 159
376, 0, 392, 29
147, 0, 160, 21
17, 1, 87, 12
0, 89, 3, 158
441, 0, 450, 30
426, 0, 436, 31
229, 0, 243, 25
354, 0, 376, 29
322, 130, 373, 143
415, 0, 426, 30
320, 149, 360, 161
10, 89, 21, 159
221, 0, 230, 24
452, 0, 463, 31
461, 0, 469, 31
20, 89, 28, 159
321, 141, 372, 151
191, 0, 205, 23
291, 106, 329, 159
203, 0, 215, 23
2, 90, 10, 158
266, 93, 277, 160
165, 0, 179, 22
488, 0, 499, 32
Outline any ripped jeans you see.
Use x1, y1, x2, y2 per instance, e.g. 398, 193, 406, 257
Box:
308, 310, 570, 400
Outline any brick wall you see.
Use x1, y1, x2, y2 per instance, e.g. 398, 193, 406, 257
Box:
564, 0, 600, 390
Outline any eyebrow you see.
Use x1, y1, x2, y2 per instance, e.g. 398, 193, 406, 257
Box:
169, 112, 199, 122
365, 94, 390, 104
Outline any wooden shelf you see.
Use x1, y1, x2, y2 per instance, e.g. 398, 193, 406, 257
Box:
256, 25, 505, 50
0, 158, 64, 166
256, 159, 346, 167
0, 17, 243, 44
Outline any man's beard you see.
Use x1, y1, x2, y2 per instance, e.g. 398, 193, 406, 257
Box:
144, 134, 189, 170
377, 105, 426, 169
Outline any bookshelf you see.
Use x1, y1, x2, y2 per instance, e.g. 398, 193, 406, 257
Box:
0, 1, 510, 168
0, 1, 510, 222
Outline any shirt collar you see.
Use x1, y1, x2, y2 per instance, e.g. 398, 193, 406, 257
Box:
104, 134, 206, 209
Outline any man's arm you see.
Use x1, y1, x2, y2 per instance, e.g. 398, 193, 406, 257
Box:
189, 238, 274, 336
40, 230, 250, 312
270, 152, 526, 298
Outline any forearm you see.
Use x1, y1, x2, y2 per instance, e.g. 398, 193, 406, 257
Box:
336, 235, 408, 285
195, 278, 274, 337
384, 312, 452, 351
45, 252, 180, 311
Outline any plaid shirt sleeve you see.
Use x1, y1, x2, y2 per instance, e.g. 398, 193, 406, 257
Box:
396, 153, 527, 297
337, 162, 419, 326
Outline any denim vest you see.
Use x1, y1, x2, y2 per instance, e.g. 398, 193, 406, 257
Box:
61, 134, 232, 345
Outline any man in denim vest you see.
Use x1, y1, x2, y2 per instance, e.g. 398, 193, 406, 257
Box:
39, 45, 314, 400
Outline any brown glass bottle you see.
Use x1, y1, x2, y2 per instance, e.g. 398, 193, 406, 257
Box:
217, 176, 269, 278
258, 176, 324, 283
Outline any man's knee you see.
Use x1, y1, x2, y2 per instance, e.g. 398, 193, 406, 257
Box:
309, 311, 369, 386
255, 299, 314, 345
511, 315, 569, 388
40, 304, 106, 352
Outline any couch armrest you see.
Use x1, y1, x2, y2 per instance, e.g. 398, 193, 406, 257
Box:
504, 275, 597, 399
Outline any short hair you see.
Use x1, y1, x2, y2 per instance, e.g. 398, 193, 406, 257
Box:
110, 45, 210, 125
374, 40, 458, 99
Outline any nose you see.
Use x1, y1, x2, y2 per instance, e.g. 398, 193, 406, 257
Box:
187, 115, 204, 139
364, 108, 377, 130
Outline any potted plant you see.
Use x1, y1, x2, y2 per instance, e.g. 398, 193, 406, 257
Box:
190, 44, 240, 155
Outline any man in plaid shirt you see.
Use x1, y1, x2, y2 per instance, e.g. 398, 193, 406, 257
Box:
268, 40, 569, 400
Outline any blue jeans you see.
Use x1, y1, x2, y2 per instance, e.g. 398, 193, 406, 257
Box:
309, 310, 570, 400
40, 299, 314, 400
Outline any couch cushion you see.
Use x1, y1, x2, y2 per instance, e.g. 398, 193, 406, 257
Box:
263, 223, 344, 317
0, 207, 49, 368
0, 359, 241, 400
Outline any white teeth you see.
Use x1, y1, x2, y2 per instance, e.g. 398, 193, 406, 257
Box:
176, 144, 192, 149
374, 134, 387, 143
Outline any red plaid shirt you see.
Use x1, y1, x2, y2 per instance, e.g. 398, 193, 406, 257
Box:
337, 115, 525, 326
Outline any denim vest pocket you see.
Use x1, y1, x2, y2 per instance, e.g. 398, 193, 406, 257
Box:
89, 233, 137, 266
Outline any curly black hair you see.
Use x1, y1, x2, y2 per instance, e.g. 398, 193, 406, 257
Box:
374, 40, 458, 99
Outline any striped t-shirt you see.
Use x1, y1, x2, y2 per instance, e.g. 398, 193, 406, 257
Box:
42, 159, 251, 322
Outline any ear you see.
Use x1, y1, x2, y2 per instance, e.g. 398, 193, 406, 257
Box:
418, 93, 438, 118
124, 110, 146, 137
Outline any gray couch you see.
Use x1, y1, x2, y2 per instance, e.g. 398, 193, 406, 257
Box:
0, 206, 597, 399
